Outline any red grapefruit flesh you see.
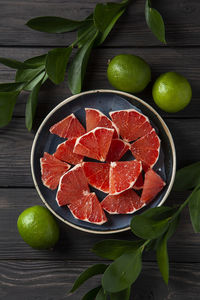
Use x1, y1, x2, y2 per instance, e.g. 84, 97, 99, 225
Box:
83, 162, 110, 193
130, 129, 160, 170
140, 169, 166, 204
50, 113, 85, 139
68, 192, 107, 225
133, 172, 144, 190
56, 164, 90, 206
101, 189, 144, 214
106, 139, 130, 162
109, 109, 152, 142
85, 108, 119, 138
54, 138, 84, 165
40, 152, 70, 190
74, 127, 114, 161
109, 160, 142, 195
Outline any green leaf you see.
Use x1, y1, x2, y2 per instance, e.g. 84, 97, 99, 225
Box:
16, 66, 47, 91
173, 162, 200, 191
189, 188, 200, 232
26, 16, 82, 33
102, 249, 142, 293
96, 287, 107, 300
70, 264, 107, 293
25, 76, 44, 131
0, 82, 25, 92
0, 57, 37, 70
131, 207, 175, 240
145, 0, 166, 44
25, 54, 47, 67
110, 287, 131, 300
92, 239, 143, 260
156, 232, 169, 285
45, 47, 72, 84
82, 286, 101, 300
0, 91, 19, 127
68, 31, 98, 94
77, 23, 97, 48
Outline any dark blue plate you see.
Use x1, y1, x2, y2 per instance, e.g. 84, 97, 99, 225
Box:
31, 90, 176, 234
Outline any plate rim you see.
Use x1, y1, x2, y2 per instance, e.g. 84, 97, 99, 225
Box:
31, 89, 176, 234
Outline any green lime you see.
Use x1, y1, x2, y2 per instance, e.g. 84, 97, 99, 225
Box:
17, 206, 60, 249
152, 72, 192, 113
107, 54, 151, 93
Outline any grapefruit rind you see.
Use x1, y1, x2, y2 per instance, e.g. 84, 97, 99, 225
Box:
85, 108, 119, 138
54, 138, 84, 165
74, 127, 114, 161
106, 139, 130, 162
40, 152, 70, 190
50, 113, 85, 139
68, 192, 107, 225
101, 189, 145, 214
56, 164, 90, 207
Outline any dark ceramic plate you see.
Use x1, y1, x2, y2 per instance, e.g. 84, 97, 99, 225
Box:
31, 90, 176, 234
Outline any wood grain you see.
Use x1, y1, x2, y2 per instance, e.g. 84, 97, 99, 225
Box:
0, 0, 200, 47
0, 260, 200, 300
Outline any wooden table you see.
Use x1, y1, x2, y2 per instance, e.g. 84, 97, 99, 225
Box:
0, 0, 200, 299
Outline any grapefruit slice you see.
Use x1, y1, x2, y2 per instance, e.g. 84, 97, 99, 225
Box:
133, 172, 144, 190
40, 152, 70, 190
101, 189, 144, 214
56, 164, 90, 206
141, 169, 166, 204
109, 160, 142, 195
106, 139, 130, 162
83, 162, 110, 193
85, 108, 119, 138
68, 192, 107, 225
54, 138, 84, 165
130, 128, 160, 170
109, 109, 152, 142
74, 127, 114, 161
50, 113, 85, 139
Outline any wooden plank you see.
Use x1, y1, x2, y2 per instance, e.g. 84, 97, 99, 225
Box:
0, 187, 199, 262
0, 0, 200, 46
0, 47, 199, 118
0, 260, 200, 299
0, 117, 199, 187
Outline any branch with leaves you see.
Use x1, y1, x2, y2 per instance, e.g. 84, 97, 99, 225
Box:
0, 0, 165, 131
69, 162, 200, 299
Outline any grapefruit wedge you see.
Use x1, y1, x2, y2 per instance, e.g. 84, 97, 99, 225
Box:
109, 160, 142, 195
110, 109, 152, 142
68, 192, 107, 225
106, 139, 130, 162
133, 172, 144, 190
141, 169, 166, 204
85, 108, 119, 138
40, 152, 70, 190
101, 189, 144, 214
54, 138, 84, 165
50, 113, 85, 139
74, 127, 114, 161
56, 164, 90, 206
130, 128, 160, 171
83, 162, 110, 193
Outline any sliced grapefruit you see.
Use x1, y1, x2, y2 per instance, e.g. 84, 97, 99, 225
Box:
101, 189, 144, 214
56, 164, 90, 206
83, 162, 110, 193
54, 138, 84, 165
68, 192, 107, 225
130, 128, 160, 170
133, 172, 144, 190
85, 108, 119, 138
106, 139, 130, 162
109, 160, 142, 195
140, 169, 166, 204
50, 113, 85, 139
73, 127, 114, 161
109, 109, 152, 142
40, 152, 70, 190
